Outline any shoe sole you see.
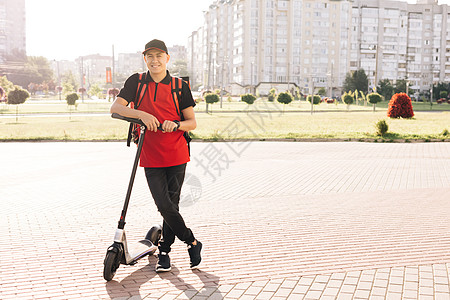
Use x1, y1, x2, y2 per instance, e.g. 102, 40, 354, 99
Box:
155, 266, 172, 272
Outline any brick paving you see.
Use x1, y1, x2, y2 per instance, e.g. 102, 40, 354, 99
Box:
0, 141, 449, 299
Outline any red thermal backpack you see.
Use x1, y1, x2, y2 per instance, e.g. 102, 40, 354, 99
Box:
126, 73, 192, 154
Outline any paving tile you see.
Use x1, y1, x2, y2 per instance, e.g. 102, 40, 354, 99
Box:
1, 142, 450, 299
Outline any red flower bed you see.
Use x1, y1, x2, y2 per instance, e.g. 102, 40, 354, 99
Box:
387, 93, 414, 118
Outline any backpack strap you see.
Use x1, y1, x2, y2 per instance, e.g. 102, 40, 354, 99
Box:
171, 77, 182, 116
135, 72, 148, 109
127, 73, 148, 147
171, 76, 192, 156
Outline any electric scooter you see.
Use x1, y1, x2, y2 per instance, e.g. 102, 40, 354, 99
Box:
103, 113, 166, 281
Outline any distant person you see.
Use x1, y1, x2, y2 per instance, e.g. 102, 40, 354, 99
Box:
110, 39, 202, 272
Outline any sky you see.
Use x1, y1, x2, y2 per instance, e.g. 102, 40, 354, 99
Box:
25, 0, 213, 61
26, 0, 450, 61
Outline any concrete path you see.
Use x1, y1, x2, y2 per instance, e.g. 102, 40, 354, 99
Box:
1, 141, 449, 299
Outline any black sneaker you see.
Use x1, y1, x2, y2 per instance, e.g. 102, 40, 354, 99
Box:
155, 252, 171, 272
188, 240, 202, 269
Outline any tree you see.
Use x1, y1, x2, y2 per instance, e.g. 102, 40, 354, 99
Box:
277, 92, 293, 113
88, 84, 103, 99
6, 56, 54, 88
62, 82, 75, 96
107, 88, 120, 102
343, 69, 368, 94
317, 87, 326, 96
342, 92, 354, 110
78, 87, 87, 101
61, 71, 78, 92
0, 76, 15, 95
394, 79, 408, 94
169, 60, 188, 77
367, 92, 383, 112
387, 93, 414, 119
241, 93, 256, 105
204, 92, 219, 113
377, 79, 394, 101
268, 88, 277, 102
7, 87, 30, 122
66, 92, 79, 106
66, 92, 79, 120
306, 94, 321, 105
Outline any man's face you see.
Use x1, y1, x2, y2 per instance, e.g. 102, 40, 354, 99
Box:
144, 49, 170, 75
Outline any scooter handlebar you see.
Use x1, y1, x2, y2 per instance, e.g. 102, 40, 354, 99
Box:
111, 113, 169, 131
111, 113, 144, 126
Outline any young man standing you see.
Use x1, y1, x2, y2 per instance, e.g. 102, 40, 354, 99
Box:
110, 39, 202, 271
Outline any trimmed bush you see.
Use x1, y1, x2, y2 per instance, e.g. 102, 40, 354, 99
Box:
367, 92, 383, 112
204, 93, 220, 104
277, 92, 293, 105
306, 94, 321, 105
66, 93, 79, 106
241, 93, 256, 105
7, 87, 30, 122
387, 92, 414, 119
342, 93, 354, 105
7, 88, 30, 105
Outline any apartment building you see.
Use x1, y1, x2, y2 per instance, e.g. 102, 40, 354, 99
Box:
351, 0, 449, 97
0, 0, 26, 63
188, 0, 450, 97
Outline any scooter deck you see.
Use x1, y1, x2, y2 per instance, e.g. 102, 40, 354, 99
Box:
128, 239, 158, 264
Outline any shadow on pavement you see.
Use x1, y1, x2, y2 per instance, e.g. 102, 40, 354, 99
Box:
158, 266, 223, 299
105, 255, 222, 299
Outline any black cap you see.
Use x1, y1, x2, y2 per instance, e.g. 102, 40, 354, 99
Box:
142, 39, 168, 55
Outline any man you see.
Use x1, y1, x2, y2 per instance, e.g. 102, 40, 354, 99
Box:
110, 39, 202, 272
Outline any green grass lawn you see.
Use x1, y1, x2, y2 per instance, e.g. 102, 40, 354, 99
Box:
1, 108, 448, 141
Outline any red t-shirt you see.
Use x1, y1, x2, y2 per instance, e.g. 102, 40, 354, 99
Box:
117, 71, 196, 168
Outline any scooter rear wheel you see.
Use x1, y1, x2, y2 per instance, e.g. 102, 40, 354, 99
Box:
103, 250, 120, 281
145, 225, 162, 246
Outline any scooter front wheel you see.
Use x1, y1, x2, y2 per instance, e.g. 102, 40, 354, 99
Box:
103, 249, 120, 281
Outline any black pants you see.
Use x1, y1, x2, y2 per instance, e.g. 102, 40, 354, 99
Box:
144, 163, 195, 253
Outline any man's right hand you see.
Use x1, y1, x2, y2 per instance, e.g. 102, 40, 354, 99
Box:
139, 112, 160, 132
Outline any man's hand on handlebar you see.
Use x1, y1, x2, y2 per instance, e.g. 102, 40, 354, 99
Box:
161, 120, 178, 133
139, 112, 160, 132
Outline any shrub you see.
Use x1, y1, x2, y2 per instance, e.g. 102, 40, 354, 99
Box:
440, 91, 448, 99
277, 92, 293, 105
367, 92, 383, 111
7, 88, 30, 105
387, 92, 414, 118
306, 94, 321, 105
66, 93, 79, 106
241, 93, 256, 105
268, 88, 276, 102
7, 87, 30, 122
107, 88, 120, 102
204, 93, 220, 104
342, 92, 354, 105
0, 86, 5, 101
367, 92, 382, 104
375, 119, 389, 136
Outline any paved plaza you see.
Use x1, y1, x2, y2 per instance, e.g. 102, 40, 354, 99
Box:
1, 141, 449, 299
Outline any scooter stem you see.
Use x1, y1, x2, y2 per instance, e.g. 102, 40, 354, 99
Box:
118, 125, 146, 229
